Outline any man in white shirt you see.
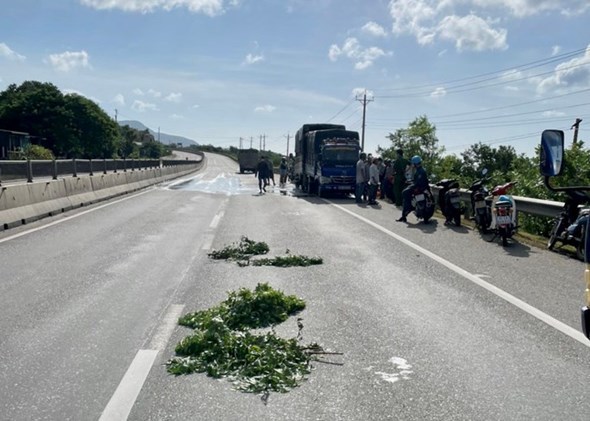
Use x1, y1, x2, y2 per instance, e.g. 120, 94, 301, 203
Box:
355, 152, 367, 203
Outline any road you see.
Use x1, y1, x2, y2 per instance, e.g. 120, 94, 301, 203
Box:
1, 152, 589, 421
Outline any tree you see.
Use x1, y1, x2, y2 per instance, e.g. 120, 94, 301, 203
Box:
380, 115, 445, 168
0, 81, 74, 155
63, 93, 119, 158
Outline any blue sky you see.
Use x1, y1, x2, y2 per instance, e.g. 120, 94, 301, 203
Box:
1, 0, 590, 157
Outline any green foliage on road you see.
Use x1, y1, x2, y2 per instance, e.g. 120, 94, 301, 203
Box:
209, 238, 323, 267
178, 283, 305, 331
208, 236, 270, 261
251, 254, 323, 267
167, 284, 319, 397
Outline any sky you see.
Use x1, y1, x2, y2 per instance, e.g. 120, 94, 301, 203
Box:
1, 0, 590, 158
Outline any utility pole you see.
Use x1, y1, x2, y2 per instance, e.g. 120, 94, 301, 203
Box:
250, 137, 253, 148
259, 135, 262, 151
284, 132, 290, 156
263, 134, 266, 151
157, 127, 160, 142
239, 137, 243, 149
572, 118, 583, 146
114, 109, 118, 123
356, 90, 374, 152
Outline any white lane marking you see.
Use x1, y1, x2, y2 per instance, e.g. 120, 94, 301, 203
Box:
99, 349, 159, 421
148, 304, 185, 350
330, 202, 590, 348
0, 189, 153, 244
201, 233, 215, 251
209, 197, 229, 229
100, 303, 186, 420
209, 213, 223, 229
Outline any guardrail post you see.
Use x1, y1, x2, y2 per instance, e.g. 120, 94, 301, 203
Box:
103, 158, 107, 175
89, 159, 93, 176
27, 158, 33, 183
131, 158, 135, 171
0, 165, 2, 186
52, 159, 58, 180
72, 158, 77, 177
114, 158, 117, 173
123, 157, 127, 172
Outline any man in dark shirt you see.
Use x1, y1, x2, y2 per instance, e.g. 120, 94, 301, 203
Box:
397, 155, 429, 222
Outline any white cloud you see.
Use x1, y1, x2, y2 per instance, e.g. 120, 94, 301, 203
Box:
430, 87, 446, 98
537, 45, 590, 93
552, 45, 562, 56
113, 93, 126, 105
80, 0, 230, 17
47, 50, 90, 72
192, 104, 200, 109
254, 105, 276, 112
244, 53, 264, 65
0, 43, 25, 61
165, 92, 182, 102
133, 88, 144, 95
170, 113, 184, 119
362, 21, 388, 38
147, 88, 161, 98
437, 14, 507, 52
469, 0, 590, 17
131, 99, 159, 112
328, 37, 391, 70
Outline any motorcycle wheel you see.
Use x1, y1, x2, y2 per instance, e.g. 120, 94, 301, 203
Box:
454, 212, 461, 227
478, 214, 488, 233
547, 218, 565, 250
502, 232, 508, 247
576, 226, 586, 261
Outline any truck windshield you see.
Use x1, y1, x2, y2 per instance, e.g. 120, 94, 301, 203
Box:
322, 147, 358, 165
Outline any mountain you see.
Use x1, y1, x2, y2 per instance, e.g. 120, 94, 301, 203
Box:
118, 120, 199, 147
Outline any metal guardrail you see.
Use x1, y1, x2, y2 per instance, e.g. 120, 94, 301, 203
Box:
430, 186, 563, 220
0, 156, 202, 185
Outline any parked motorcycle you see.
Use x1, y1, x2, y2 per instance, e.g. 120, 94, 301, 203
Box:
436, 178, 462, 226
488, 181, 518, 246
547, 189, 590, 259
468, 174, 492, 233
411, 187, 435, 223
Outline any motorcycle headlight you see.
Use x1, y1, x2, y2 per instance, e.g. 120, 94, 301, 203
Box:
319, 176, 332, 184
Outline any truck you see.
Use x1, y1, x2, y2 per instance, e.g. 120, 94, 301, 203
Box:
237, 148, 259, 173
293, 123, 360, 197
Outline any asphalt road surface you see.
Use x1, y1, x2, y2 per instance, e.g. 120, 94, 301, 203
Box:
1, 152, 590, 421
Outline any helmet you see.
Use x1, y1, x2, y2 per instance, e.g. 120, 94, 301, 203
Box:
411, 155, 422, 165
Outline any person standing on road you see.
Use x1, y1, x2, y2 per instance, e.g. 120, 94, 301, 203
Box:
255, 156, 269, 193
392, 149, 410, 207
355, 152, 367, 203
265, 156, 276, 187
279, 157, 288, 187
368, 157, 380, 205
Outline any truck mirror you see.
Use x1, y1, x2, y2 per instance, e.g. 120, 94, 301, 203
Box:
540, 129, 564, 177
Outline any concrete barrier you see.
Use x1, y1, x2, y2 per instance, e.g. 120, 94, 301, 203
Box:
0, 161, 203, 231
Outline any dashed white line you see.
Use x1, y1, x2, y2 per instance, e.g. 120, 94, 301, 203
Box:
99, 350, 159, 421
99, 304, 185, 421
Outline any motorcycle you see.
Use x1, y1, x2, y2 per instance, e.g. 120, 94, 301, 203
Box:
488, 181, 518, 246
468, 174, 492, 233
547, 189, 590, 259
411, 187, 435, 223
436, 179, 462, 226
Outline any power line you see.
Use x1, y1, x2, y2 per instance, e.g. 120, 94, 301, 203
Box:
375, 46, 588, 96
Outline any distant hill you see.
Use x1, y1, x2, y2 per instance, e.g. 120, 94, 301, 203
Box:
118, 120, 199, 147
